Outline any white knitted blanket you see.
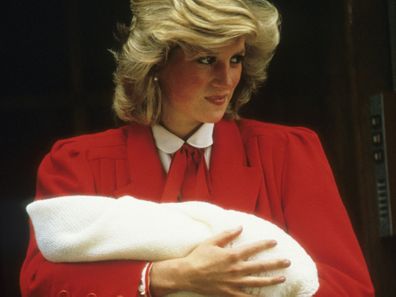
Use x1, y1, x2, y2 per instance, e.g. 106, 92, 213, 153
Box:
27, 195, 319, 297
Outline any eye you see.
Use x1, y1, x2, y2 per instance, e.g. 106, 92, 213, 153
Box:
197, 56, 217, 65
230, 54, 245, 64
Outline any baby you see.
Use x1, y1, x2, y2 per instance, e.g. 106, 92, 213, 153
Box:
27, 195, 319, 297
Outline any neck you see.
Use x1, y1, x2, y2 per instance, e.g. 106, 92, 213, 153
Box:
160, 111, 203, 140
160, 121, 203, 140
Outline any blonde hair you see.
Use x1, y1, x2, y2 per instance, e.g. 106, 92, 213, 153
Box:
113, 0, 280, 124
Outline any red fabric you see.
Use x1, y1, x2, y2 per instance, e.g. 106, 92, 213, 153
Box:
20, 119, 375, 297
161, 144, 210, 202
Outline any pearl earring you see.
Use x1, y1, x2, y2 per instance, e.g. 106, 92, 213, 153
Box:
153, 76, 159, 82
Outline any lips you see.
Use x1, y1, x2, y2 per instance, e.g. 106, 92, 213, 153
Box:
205, 95, 228, 106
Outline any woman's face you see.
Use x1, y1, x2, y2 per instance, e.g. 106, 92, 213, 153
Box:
158, 37, 245, 138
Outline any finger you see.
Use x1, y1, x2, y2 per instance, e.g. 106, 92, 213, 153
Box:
236, 240, 278, 260
238, 275, 286, 288
206, 226, 243, 247
240, 258, 291, 275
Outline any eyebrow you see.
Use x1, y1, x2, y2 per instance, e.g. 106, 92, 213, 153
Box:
234, 49, 246, 55
205, 47, 246, 55
184, 45, 246, 62
191, 48, 246, 59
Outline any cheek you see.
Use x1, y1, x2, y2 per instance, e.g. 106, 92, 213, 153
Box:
232, 68, 242, 87
170, 76, 207, 102
219, 66, 242, 93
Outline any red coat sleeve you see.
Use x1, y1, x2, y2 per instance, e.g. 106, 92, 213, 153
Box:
20, 139, 146, 297
274, 128, 374, 296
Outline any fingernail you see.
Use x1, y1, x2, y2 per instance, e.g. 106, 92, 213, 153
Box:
268, 240, 277, 246
278, 276, 286, 282
283, 259, 291, 266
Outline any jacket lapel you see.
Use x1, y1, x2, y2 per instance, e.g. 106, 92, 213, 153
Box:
113, 123, 166, 201
209, 120, 262, 213
113, 120, 262, 213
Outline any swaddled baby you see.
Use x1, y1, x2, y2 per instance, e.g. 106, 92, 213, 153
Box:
27, 195, 319, 297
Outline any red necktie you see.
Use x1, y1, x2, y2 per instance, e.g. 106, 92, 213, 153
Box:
161, 144, 211, 202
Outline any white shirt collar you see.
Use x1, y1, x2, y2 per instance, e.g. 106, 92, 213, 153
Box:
152, 123, 214, 154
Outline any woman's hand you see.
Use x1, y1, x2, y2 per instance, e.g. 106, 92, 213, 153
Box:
150, 227, 291, 297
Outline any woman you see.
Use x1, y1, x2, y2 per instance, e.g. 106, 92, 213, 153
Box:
20, 0, 374, 296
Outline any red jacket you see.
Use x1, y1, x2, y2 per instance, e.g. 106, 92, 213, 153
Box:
20, 119, 374, 297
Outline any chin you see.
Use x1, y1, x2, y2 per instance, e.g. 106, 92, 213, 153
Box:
203, 110, 228, 124
202, 116, 225, 124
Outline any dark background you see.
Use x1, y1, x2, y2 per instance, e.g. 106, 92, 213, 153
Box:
2, 0, 395, 296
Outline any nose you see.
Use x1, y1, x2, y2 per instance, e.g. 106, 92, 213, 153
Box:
211, 62, 235, 88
